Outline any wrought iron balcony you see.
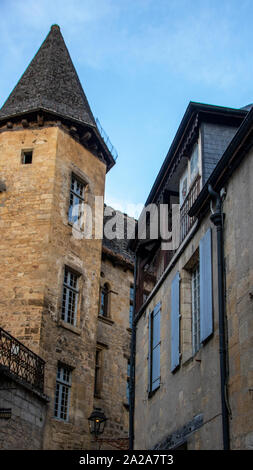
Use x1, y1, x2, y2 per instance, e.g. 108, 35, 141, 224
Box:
0, 327, 45, 394
180, 175, 201, 243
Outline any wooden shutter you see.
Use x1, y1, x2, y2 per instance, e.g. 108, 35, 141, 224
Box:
148, 311, 152, 394
152, 302, 161, 392
148, 302, 161, 394
171, 272, 180, 372
199, 228, 213, 343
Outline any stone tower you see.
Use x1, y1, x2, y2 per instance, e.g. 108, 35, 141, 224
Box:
0, 25, 115, 449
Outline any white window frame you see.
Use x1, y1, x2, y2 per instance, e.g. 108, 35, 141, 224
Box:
54, 365, 72, 421
68, 174, 85, 226
61, 267, 79, 326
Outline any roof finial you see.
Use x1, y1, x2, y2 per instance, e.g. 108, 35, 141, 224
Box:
51, 24, 60, 31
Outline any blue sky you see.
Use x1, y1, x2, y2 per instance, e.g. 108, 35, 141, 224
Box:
1, 0, 253, 217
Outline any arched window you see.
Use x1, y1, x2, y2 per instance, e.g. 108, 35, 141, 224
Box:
99, 283, 110, 317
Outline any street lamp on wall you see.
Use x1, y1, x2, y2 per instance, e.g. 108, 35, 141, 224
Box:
88, 409, 107, 438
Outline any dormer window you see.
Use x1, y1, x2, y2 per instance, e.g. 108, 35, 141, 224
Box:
189, 143, 199, 183
179, 141, 201, 242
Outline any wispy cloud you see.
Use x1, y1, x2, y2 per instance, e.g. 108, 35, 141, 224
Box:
1, 0, 253, 94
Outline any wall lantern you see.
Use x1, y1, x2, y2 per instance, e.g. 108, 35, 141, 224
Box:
88, 409, 107, 438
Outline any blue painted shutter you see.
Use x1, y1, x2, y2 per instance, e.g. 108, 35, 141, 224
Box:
199, 228, 213, 343
148, 311, 152, 394
171, 272, 180, 372
152, 302, 161, 392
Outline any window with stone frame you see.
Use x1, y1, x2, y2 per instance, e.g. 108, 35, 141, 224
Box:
99, 283, 110, 317
68, 173, 86, 226
129, 284, 134, 328
54, 364, 72, 421
94, 347, 103, 397
61, 266, 80, 326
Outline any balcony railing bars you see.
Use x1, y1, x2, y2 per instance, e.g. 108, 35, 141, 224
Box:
0, 327, 45, 393
180, 175, 201, 242
95, 118, 118, 161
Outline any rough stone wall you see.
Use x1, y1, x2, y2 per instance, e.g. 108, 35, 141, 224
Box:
0, 373, 48, 449
94, 256, 133, 449
134, 216, 223, 450
0, 124, 107, 449
223, 146, 253, 449
40, 127, 106, 450
0, 125, 57, 353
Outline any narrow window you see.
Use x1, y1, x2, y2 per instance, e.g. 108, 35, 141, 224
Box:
126, 359, 130, 406
129, 284, 134, 328
21, 150, 33, 164
54, 365, 72, 421
192, 263, 200, 354
94, 348, 102, 397
68, 174, 85, 225
99, 283, 109, 317
61, 267, 79, 326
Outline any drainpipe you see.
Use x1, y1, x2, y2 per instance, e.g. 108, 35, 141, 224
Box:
129, 254, 137, 450
208, 184, 230, 450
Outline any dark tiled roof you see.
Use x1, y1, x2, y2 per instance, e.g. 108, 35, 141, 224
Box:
0, 25, 96, 127
103, 205, 136, 266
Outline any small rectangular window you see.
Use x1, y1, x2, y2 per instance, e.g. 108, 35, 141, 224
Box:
192, 263, 200, 354
21, 150, 33, 164
68, 174, 85, 225
54, 365, 72, 421
94, 348, 102, 397
61, 267, 79, 326
129, 285, 134, 328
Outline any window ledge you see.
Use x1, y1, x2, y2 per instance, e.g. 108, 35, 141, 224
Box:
94, 393, 102, 399
148, 385, 160, 399
58, 320, 81, 335
98, 315, 114, 326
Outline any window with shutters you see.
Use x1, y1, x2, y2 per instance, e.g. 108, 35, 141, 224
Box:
148, 303, 161, 395
192, 263, 200, 355
54, 364, 72, 421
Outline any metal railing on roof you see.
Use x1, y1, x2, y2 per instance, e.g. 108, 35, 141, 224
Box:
0, 327, 45, 394
96, 118, 118, 161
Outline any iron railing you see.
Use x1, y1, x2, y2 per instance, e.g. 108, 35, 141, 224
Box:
95, 118, 118, 161
0, 327, 45, 393
180, 175, 201, 243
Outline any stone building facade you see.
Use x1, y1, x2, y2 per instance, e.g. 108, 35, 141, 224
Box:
130, 102, 253, 450
0, 25, 133, 450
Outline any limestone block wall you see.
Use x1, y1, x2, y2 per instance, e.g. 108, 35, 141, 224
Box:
94, 256, 133, 449
223, 147, 253, 449
134, 216, 222, 450
0, 372, 48, 450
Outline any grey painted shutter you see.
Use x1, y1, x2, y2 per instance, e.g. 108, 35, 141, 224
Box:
171, 272, 180, 372
199, 228, 213, 343
152, 302, 161, 392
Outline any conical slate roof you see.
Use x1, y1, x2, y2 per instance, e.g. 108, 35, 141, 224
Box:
0, 25, 96, 127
